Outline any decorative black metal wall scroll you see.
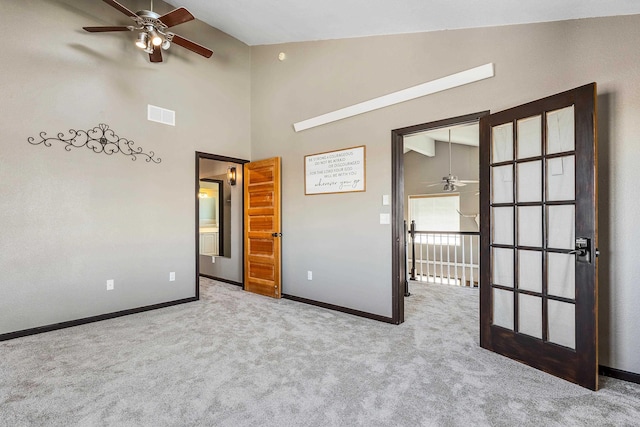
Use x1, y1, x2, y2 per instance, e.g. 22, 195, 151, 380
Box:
28, 123, 161, 164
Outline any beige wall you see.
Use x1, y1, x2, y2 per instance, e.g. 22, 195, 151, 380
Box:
251, 15, 640, 374
0, 0, 250, 333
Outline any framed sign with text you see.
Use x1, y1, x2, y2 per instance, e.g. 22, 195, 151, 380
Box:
304, 145, 366, 195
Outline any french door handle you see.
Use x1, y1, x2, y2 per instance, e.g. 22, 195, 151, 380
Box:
570, 237, 591, 263
271, 232, 282, 237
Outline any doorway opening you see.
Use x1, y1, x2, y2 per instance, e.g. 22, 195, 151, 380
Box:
195, 152, 248, 298
406, 123, 481, 288
391, 112, 488, 324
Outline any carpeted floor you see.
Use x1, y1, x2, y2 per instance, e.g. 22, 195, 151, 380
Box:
1, 278, 639, 426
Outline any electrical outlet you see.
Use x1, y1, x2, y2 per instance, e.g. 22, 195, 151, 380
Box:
106, 280, 114, 291
169, 272, 175, 282
307, 271, 313, 280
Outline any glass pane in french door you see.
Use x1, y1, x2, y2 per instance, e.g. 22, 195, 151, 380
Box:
489, 106, 578, 348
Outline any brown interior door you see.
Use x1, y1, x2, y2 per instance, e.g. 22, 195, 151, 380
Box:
479, 83, 598, 389
244, 157, 282, 298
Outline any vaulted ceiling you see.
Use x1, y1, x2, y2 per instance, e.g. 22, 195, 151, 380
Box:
174, 0, 640, 45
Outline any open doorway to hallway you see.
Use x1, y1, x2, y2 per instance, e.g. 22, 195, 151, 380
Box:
391, 111, 488, 324
405, 123, 480, 289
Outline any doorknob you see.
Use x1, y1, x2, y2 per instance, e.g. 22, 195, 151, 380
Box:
271, 232, 282, 237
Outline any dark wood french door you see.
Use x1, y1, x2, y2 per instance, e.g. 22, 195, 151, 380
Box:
479, 83, 598, 390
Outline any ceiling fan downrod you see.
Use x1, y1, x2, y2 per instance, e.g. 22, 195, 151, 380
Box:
445, 129, 457, 192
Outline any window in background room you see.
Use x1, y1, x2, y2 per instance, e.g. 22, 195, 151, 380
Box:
409, 194, 460, 244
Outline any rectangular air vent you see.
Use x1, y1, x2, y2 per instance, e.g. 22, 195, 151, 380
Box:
148, 104, 175, 126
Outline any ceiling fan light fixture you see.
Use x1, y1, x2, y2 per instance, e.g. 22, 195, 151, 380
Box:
161, 39, 171, 50
146, 27, 163, 46
135, 32, 148, 49
443, 182, 457, 192
143, 39, 154, 54
151, 34, 163, 47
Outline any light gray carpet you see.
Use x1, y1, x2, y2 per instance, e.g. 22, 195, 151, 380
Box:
1, 278, 639, 426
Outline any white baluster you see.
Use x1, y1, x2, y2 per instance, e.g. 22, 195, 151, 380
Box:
448, 235, 452, 284
454, 238, 458, 286
432, 234, 437, 283
469, 235, 474, 287
462, 235, 467, 287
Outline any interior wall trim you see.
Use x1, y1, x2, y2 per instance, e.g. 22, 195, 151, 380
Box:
599, 365, 640, 385
282, 294, 394, 324
0, 297, 197, 342
199, 273, 242, 287
293, 63, 494, 132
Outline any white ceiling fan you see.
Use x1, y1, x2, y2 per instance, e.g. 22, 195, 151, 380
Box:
426, 129, 479, 192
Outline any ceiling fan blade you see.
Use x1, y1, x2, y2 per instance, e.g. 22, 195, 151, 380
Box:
159, 7, 195, 28
101, 0, 137, 18
454, 182, 467, 187
171, 34, 213, 58
456, 209, 478, 218
458, 180, 479, 184
149, 46, 163, 63
83, 26, 131, 32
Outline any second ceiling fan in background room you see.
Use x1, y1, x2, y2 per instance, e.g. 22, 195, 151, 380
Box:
426, 128, 479, 192
83, 0, 213, 63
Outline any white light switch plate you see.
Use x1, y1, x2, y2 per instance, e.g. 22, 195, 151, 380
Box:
382, 195, 390, 206
380, 213, 391, 224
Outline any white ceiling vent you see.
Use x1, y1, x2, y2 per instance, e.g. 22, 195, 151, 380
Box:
148, 104, 175, 126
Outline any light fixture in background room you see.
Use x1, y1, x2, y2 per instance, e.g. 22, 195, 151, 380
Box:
227, 166, 237, 186
422, 126, 479, 192
444, 129, 457, 192
198, 190, 209, 198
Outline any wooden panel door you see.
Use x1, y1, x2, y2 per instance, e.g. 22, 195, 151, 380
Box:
479, 83, 598, 389
244, 157, 282, 298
